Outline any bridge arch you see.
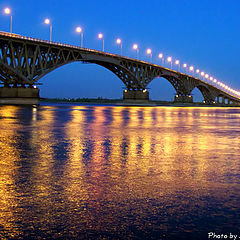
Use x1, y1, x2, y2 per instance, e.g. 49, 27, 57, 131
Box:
29, 58, 144, 91
148, 76, 178, 101
191, 84, 216, 104
191, 87, 204, 102
39, 61, 125, 99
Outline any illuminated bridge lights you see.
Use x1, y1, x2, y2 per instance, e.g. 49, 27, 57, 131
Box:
0, 30, 240, 101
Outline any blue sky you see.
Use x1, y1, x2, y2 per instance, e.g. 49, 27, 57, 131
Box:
1, 0, 240, 100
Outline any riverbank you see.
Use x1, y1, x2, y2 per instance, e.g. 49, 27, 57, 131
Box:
40, 97, 232, 107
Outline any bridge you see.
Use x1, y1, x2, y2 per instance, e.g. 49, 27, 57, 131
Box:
0, 31, 240, 105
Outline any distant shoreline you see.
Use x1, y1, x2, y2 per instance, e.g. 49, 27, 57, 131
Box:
40, 98, 236, 107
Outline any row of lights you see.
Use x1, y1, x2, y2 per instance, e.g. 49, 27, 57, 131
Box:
159, 53, 240, 97
3, 7, 240, 98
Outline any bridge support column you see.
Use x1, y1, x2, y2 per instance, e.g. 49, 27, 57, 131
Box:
222, 97, 225, 104
0, 87, 39, 105
174, 94, 193, 103
123, 90, 149, 101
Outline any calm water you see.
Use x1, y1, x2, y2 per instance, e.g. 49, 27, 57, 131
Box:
0, 104, 240, 240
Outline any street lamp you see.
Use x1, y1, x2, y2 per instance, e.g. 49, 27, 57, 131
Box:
167, 57, 172, 69
98, 33, 104, 51
146, 48, 152, 63
183, 63, 187, 73
133, 44, 139, 60
4, 8, 12, 34
76, 26, 83, 48
175, 60, 180, 71
195, 69, 200, 79
44, 18, 52, 42
116, 38, 122, 56
158, 53, 164, 65
189, 66, 194, 76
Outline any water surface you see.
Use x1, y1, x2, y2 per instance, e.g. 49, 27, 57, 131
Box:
0, 104, 240, 239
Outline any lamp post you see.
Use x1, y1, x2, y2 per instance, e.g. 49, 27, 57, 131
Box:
133, 44, 139, 60
183, 63, 187, 73
167, 57, 172, 69
4, 8, 12, 34
205, 74, 209, 81
189, 66, 194, 76
158, 53, 164, 65
175, 60, 180, 71
98, 33, 104, 51
44, 18, 52, 42
76, 27, 83, 48
116, 38, 122, 56
146, 48, 152, 63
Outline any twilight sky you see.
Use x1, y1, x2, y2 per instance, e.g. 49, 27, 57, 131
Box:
1, 0, 240, 101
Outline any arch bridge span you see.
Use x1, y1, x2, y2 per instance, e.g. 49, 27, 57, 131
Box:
0, 32, 239, 105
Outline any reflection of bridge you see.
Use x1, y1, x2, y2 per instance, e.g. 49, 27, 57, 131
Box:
0, 31, 240, 105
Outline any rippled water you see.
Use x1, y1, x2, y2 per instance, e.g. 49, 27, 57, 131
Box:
0, 104, 240, 239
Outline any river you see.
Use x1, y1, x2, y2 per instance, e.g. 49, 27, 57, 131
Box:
0, 103, 240, 239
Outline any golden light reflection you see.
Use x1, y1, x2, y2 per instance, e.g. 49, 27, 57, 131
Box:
0, 106, 22, 237
1, 105, 240, 236
29, 106, 56, 198
58, 106, 240, 203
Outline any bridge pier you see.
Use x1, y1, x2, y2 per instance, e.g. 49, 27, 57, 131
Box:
123, 90, 149, 101
0, 87, 39, 105
174, 94, 193, 103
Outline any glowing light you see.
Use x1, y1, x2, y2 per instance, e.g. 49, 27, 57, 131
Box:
116, 38, 121, 44
76, 27, 82, 33
146, 48, 152, 54
189, 66, 194, 71
167, 57, 172, 62
201, 71, 205, 76
183, 63, 187, 68
133, 44, 139, 59
213, 79, 217, 83
98, 33, 103, 39
196, 69, 200, 73
175, 60, 179, 65
210, 77, 213, 81
205, 74, 209, 78
4, 8, 11, 14
133, 44, 138, 50
44, 18, 50, 24
158, 53, 163, 58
